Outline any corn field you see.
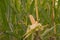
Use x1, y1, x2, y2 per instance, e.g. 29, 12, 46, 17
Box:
0, 0, 60, 40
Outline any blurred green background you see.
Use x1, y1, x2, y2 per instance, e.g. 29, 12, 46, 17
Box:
0, 0, 60, 40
